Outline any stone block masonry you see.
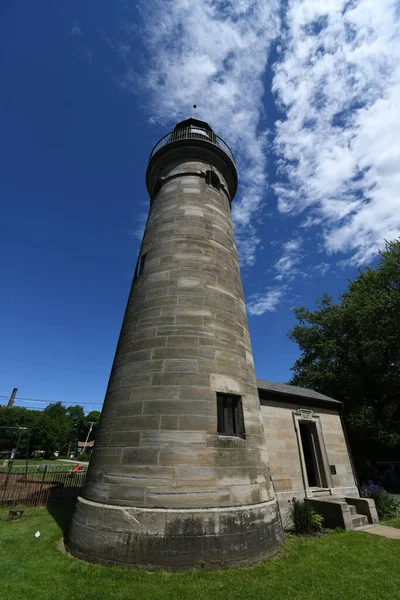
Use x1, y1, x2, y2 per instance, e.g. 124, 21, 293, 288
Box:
67, 119, 284, 569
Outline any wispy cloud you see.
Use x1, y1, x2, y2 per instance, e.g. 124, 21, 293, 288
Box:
91, 0, 400, 315
313, 262, 330, 276
247, 286, 285, 316
274, 238, 302, 281
247, 238, 300, 315
128, 212, 148, 241
121, 0, 281, 266
273, 0, 400, 265
70, 23, 82, 37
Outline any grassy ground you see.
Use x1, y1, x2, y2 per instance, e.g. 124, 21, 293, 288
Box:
11, 459, 70, 465
0, 507, 399, 600
0, 459, 82, 473
383, 516, 400, 529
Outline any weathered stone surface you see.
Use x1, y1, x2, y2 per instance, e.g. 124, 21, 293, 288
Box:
160, 415, 179, 430
142, 399, 215, 415
67, 497, 284, 570
121, 448, 159, 465
110, 431, 141, 446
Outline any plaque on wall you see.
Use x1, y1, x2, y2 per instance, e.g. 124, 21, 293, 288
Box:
295, 408, 314, 420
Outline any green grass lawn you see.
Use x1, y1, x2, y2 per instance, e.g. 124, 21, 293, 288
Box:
0, 507, 399, 600
1, 459, 81, 471
0, 459, 85, 476
383, 516, 400, 529
11, 458, 75, 464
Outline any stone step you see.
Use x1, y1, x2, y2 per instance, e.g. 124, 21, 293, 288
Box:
354, 524, 377, 531
349, 505, 357, 515
351, 514, 369, 528
312, 489, 331, 498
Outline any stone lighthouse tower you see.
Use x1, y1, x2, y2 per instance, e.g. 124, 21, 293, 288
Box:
67, 118, 284, 569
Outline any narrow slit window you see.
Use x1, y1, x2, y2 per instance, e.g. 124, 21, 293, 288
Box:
136, 253, 147, 277
205, 170, 220, 190
217, 393, 245, 438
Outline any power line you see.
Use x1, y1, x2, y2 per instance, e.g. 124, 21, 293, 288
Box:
0, 403, 46, 411
0, 402, 103, 412
0, 394, 103, 407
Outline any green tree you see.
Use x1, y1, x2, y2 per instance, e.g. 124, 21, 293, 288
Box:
80, 410, 101, 442
66, 405, 85, 455
288, 240, 400, 480
37, 402, 72, 458
0, 406, 41, 457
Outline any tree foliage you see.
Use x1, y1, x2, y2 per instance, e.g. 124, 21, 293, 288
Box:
37, 403, 72, 457
288, 240, 400, 479
0, 402, 100, 459
83, 410, 101, 439
0, 406, 40, 456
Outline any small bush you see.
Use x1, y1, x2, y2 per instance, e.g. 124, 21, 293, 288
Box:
361, 481, 400, 519
78, 452, 91, 462
288, 497, 324, 534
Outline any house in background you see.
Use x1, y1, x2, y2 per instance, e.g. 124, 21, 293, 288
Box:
77, 440, 95, 455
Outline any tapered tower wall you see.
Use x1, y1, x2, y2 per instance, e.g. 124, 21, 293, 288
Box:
67, 121, 284, 569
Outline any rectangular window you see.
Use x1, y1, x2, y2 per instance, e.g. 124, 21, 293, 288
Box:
217, 393, 245, 438
136, 253, 147, 277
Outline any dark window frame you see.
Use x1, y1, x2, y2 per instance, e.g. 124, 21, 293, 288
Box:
136, 253, 147, 277
217, 393, 246, 439
205, 170, 221, 190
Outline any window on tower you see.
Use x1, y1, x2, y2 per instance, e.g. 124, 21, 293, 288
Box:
216, 393, 246, 438
205, 170, 220, 190
136, 253, 147, 277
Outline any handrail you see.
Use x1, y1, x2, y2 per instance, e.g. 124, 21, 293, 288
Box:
148, 127, 236, 164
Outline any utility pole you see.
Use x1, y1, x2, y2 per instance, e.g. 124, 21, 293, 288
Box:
82, 421, 94, 454
7, 388, 18, 408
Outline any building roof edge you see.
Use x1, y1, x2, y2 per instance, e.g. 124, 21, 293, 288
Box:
256, 378, 342, 407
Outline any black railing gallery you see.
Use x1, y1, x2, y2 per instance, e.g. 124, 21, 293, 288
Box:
149, 126, 236, 164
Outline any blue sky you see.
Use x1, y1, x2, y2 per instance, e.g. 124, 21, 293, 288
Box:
1, 1, 399, 413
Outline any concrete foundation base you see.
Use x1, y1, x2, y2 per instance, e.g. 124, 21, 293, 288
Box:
66, 496, 284, 570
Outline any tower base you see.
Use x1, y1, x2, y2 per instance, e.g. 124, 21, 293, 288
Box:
66, 496, 284, 570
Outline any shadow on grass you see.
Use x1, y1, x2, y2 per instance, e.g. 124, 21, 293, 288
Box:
46, 502, 76, 536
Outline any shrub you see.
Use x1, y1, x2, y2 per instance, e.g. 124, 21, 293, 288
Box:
288, 497, 324, 534
361, 481, 400, 519
79, 452, 91, 462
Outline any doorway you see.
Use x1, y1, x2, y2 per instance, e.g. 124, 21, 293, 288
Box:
299, 421, 328, 488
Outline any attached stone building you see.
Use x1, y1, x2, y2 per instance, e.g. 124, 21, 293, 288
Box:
257, 379, 360, 526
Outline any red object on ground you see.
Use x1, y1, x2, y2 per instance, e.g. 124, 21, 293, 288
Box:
72, 464, 83, 473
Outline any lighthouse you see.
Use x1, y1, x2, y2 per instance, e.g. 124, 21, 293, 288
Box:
67, 118, 284, 569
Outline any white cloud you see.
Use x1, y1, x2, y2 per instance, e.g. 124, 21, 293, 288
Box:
122, 0, 281, 266
273, 0, 400, 265
274, 237, 302, 280
70, 23, 82, 37
313, 262, 330, 276
299, 215, 322, 228
100, 0, 400, 305
128, 212, 148, 241
247, 287, 285, 316
283, 238, 301, 252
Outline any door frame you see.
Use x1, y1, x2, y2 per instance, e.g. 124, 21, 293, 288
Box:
293, 408, 333, 495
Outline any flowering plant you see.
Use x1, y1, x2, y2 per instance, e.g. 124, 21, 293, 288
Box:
361, 480, 400, 519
